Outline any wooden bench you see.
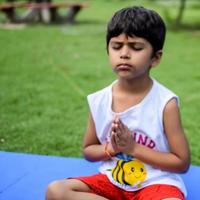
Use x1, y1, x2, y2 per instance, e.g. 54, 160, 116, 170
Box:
0, 2, 88, 24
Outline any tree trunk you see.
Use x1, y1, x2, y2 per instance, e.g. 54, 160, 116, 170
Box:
175, 0, 186, 27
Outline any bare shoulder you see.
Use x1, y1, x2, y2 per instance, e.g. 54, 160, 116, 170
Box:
164, 97, 179, 111
163, 97, 181, 125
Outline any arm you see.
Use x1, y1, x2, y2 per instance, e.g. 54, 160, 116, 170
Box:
112, 98, 190, 173
82, 112, 115, 162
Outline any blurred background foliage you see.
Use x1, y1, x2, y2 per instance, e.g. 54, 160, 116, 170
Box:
0, 0, 199, 29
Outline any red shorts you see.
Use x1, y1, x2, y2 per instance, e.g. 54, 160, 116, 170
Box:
75, 173, 185, 200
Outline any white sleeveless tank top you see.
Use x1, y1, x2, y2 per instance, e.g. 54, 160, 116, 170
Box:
87, 78, 186, 196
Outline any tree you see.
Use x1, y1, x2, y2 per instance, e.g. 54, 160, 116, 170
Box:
174, 0, 187, 27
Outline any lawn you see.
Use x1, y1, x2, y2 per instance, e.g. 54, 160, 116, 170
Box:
0, 0, 200, 165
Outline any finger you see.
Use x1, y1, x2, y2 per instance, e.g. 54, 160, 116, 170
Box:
118, 119, 130, 137
111, 131, 118, 148
124, 125, 131, 138
120, 119, 127, 131
112, 129, 121, 145
115, 131, 121, 142
116, 119, 124, 135
111, 122, 115, 130
111, 122, 117, 133
115, 124, 122, 137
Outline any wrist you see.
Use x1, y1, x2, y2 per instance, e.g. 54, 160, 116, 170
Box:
129, 141, 138, 157
104, 142, 115, 158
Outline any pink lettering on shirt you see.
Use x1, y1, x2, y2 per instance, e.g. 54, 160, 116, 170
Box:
131, 131, 156, 149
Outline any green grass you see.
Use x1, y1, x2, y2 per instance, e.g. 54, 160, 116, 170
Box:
0, 0, 200, 165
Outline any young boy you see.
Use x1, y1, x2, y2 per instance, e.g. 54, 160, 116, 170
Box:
46, 6, 190, 200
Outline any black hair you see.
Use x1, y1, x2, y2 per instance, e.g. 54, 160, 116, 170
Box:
106, 6, 166, 54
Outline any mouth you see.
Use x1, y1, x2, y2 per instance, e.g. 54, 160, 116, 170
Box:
127, 172, 141, 178
116, 64, 132, 71
134, 175, 141, 179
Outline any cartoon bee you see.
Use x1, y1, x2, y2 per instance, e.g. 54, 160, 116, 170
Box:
112, 159, 147, 187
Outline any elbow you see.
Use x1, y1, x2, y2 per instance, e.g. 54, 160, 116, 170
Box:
177, 157, 191, 173
82, 148, 91, 162
172, 150, 191, 173
183, 159, 191, 173
182, 154, 191, 173
179, 163, 190, 173
83, 154, 97, 162
82, 148, 97, 162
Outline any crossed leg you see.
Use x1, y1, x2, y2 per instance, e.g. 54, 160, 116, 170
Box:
46, 178, 109, 200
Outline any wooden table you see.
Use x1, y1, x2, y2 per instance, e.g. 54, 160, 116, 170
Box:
0, 2, 88, 24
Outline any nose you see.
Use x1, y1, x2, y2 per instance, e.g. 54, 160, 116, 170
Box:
120, 46, 130, 59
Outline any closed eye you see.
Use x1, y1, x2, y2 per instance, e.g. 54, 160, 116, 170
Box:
129, 44, 143, 51
111, 43, 123, 50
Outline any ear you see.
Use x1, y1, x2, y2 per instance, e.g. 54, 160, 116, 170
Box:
150, 50, 163, 68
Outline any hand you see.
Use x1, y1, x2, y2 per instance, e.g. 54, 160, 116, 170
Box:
110, 116, 135, 155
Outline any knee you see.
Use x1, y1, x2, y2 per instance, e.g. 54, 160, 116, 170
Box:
46, 180, 64, 200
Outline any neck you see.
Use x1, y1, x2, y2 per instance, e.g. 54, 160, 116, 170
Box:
116, 76, 153, 94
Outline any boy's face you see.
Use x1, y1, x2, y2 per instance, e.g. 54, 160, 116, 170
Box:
108, 33, 161, 80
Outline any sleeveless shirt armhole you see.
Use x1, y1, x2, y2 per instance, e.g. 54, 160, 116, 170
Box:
159, 95, 179, 132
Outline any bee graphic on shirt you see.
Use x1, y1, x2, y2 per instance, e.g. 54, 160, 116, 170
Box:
111, 159, 147, 187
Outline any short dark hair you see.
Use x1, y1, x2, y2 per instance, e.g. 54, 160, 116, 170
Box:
106, 6, 166, 54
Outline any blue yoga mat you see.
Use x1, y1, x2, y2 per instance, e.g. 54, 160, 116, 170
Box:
0, 151, 199, 200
